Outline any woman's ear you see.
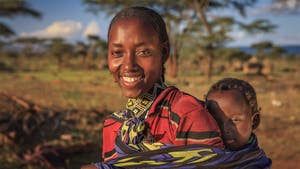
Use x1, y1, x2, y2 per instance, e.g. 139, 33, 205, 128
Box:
252, 112, 260, 130
161, 41, 170, 63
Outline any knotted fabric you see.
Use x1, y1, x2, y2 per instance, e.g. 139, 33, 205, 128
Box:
111, 80, 167, 150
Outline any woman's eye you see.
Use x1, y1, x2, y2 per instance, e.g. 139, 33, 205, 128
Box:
111, 51, 123, 57
136, 49, 152, 57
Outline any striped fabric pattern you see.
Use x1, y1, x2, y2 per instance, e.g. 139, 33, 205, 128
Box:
102, 84, 223, 161
95, 134, 272, 169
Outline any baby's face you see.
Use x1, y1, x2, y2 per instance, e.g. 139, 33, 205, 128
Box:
206, 90, 254, 150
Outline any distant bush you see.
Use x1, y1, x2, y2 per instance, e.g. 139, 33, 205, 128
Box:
214, 48, 251, 61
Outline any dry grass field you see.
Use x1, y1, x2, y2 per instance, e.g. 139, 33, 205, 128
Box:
0, 57, 299, 168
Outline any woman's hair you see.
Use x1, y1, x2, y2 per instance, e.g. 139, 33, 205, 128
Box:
206, 78, 260, 128
108, 6, 169, 47
107, 6, 170, 82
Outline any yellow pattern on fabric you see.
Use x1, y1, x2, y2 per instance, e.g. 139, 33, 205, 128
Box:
120, 117, 146, 146
114, 157, 168, 167
113, 148, 217, 167
168, 148, 217, 163
139, 142, 165, 151
126, 81, 167, 119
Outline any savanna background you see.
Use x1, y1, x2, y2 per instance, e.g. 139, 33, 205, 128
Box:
0, 0, 299, 169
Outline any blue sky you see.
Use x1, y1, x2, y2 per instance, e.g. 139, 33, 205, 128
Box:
1, 0, 300, 46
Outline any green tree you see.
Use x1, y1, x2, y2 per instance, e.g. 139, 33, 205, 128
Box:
186, 0, 277, 79
251, 41, 274, 59
14, 37, 45, 57
152, 2, 193, 78
0, 0, 41, 37
86, 34, 107, 69
83, 0, 188, 77
83, 0, 276, 79
269, 46, 287, 57
0, 40, 5, 49
75, 41, 88, 67
95, 36, 108, 68
48, 38, 73, 70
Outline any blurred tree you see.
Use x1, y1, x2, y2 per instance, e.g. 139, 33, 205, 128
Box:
14, 37, 46, 58
86, 35, 98, 68
251, 41, 289, 59
214, 48, 251, 61
251, 41, 273, 59
238, 19, 276, 34
48, 38, 73, 70
86, 34, 107, 69
83, 0, 276, 79
0, 40, 5, 49
0, 0, 41, 37
186, 0, 276, 79
269, 45, 287, 57
95, 36, 108, 68
75, 41, 88, 67
83, 0, 188, 77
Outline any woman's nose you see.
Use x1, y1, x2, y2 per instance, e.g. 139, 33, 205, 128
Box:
123, 51, 136, 70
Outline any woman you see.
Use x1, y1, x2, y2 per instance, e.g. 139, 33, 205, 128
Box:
102, 6, 223, 162
81, 6, 223, 169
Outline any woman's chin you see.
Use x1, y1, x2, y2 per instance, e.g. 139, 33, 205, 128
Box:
121, 88, 143, 98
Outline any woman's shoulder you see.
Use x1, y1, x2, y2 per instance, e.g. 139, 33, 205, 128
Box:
164, 86, 203, 103
160, 86, 206, 116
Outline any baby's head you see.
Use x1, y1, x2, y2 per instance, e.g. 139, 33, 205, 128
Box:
205, 78, 260, 150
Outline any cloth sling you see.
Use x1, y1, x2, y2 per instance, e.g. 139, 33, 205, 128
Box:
95, 134, 271, 169
110, 81, 167, 151
96, 80, 271, 168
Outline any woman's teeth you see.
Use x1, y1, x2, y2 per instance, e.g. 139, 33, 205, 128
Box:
123, 76, 140, 82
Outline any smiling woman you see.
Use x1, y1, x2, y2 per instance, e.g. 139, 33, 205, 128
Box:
108, 17, 166, 98
101, 5, 224, 162
81, 6, 224, 169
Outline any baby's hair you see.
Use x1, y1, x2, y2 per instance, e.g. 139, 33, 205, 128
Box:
206, 78, 260, 128
107, 6, 170, 82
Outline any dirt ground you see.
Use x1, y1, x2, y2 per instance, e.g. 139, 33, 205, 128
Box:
0, 62, 299, 168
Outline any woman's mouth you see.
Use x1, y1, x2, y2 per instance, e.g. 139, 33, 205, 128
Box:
121, 76, 144, 88
123, 76, 141, 82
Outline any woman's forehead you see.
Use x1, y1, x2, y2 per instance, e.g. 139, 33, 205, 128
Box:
108, 18, 159, 43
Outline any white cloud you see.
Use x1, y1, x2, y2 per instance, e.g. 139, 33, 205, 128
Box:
228, 30, 265, 46
20, 20, 82, 39
228, 29, 300, 46
83, 20, 100, 37
276, 33, 300, 45
249, 0, 300, 16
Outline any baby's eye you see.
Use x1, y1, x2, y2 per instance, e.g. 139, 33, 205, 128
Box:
111, 51, 123, 57
136, 49, 152, 57
230, 118, 241, 123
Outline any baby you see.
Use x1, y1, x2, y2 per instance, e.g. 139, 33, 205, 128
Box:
205, 77, 261, 150
82, 77, 272, 168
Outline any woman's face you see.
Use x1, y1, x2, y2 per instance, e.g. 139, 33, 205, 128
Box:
108, 17, 166, 98
206, 90, 254, 150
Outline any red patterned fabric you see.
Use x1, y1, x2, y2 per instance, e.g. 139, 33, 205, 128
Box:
102, 86, 223, 162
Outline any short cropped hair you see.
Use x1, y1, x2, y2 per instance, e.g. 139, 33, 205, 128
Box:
206, 77, 260, 128
107, 6, 169, 50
